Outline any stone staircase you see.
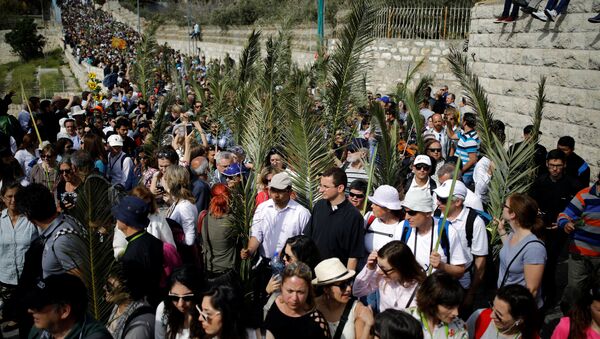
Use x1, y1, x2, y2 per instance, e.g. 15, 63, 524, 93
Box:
468, 0, 600, 178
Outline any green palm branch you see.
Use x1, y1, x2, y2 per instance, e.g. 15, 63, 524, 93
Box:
395, 60, 431, 152
66, 177, 115, 322
146, 91, 175, 153
282, 73, 334, 210
446, 48, 545, 254
237, 30, 262, 87
132, 20, 161, 100
324, 0, 375, 138
370, 103, 402, 187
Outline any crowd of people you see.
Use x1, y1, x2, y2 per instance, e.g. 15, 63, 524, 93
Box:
0, 1, 599, 339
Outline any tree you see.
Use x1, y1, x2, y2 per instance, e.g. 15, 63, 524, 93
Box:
4, 17, 46, 61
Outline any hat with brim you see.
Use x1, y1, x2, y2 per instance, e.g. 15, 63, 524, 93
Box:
368, 185, 402, 210
434, 180, 467, 200
111, 196, 150, 229
269, 172, 292, 190
401, 189, 434, 213
312, 258, 356, 286
107, 134, 123, 147
70, 105, 86, 117
25, 273, 87, 310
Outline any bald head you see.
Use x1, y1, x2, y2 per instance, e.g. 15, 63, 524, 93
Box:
191, 156, 209, 177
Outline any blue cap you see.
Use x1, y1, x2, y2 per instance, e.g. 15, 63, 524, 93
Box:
111, 196, 150, 229
222, 163, 243, 176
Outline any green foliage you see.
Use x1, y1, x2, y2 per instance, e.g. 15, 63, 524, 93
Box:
132, 20, 161, 100
324, 0, 375, 141
4, 17, 46, 61
446, 48, 545, 255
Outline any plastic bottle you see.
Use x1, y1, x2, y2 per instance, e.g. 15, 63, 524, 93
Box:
271, 252, 285, 281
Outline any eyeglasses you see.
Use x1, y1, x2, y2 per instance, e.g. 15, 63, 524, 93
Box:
404, 209, 419, 216
283, 252, 294, 262
377, 264, 395, 276
348, 192, 365, 199
40, 154, 53, 159
437, 196, 448, 204
59, 169, 72, 174
332, 279, 354, 290
168, 293, 195, 303
504, 204, 511, 210
415, 164, 430, 171
196, 305, 221, 321
427, 148, 442, 153
138, 156, 148, 160
548, 163, 563, 168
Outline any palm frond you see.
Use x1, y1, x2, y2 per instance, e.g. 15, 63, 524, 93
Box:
370, 103, 402, 187
404, 90, 425, 153
66, 177, 115, 322
447, 48, 546, 255
324, 0, 376, 137
238, 30, 262, 87
132, 20, 161, 99
530, 76, 546, 145
282, 76, 334, 210
146, 91, 175, 153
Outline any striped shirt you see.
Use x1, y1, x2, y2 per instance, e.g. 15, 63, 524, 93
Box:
455, 129, 480, 177
557, 184, 600, 257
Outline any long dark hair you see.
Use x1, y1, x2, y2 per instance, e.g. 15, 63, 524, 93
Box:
279, 235, 321, 273
416, 271, 464, 320
202, 285, 247, 339
163, 266, 204, 339
568, 283, 600, 339
496, 284, 538, 339
374, 309, 423, 339
378, 241, 425, 285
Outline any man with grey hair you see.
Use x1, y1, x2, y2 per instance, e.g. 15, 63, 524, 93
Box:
191, 156, 210, 212
209, 151, 233, 186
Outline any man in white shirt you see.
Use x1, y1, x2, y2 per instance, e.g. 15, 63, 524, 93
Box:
434, 180, 488, 299
436, 162, 484, 211
241, 172, 311, 260
106, 134, 134, 189
400, 189, 467, 279
425, 113, 452, 159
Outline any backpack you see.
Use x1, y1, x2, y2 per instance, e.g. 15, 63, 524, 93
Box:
400, 218, 451, 262
109, 153, 136, 192
464, 207, 492, 248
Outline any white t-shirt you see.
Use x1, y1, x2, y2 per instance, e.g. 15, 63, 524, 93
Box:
448, 207, 489, 288
363, 211, 403, 253
402, 219, 468, 273
167, 200, 199, 246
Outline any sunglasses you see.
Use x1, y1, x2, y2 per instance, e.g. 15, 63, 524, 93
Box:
138, 156, 148, 160
40, 154, 53, 159
404, 209, 419, 216
168, 293, 195, 303
437, 196, 448, 204
427, 148, 442, 153
332, 279, 354, 290
415, 164, 430, 171
60, 169, 72, 174
348, 192, 365, 199
196, 305, 221, 321
157, 151, 176, 159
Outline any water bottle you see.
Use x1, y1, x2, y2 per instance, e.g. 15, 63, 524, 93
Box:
271, 252, 285, 281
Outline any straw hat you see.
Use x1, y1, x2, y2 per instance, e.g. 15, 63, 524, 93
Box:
312, 258, 355, 286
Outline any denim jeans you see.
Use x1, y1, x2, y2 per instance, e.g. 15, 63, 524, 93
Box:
502, 0, 521, 18
545, 0, 571, 13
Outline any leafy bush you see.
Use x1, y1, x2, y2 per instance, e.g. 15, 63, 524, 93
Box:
4, 17, 46, 61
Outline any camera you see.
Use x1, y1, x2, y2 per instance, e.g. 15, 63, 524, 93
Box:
61, 192, 77, 205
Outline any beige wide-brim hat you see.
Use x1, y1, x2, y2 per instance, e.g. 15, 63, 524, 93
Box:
312, 258, 356, 286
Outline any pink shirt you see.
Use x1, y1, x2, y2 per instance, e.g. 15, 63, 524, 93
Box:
353, 265, 418, 312
551, 317, 600, 339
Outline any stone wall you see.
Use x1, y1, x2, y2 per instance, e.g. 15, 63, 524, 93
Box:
468, 0, 600, 180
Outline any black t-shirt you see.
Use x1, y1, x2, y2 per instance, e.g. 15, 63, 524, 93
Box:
565, 152, 590, 189
121, 230, 164, 305
304, 199, 365, 266
265, 300, 330, 339
530, 173, 583, 225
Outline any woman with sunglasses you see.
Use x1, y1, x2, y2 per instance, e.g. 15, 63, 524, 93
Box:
55, 156, 81, 211
198, 285, 247, 339
354, 241, 425, 312
497, 193, 546, 308
407, 271, 467, 339
29, 144, 59, 191
467, 284, 537, 339
265, 262, 331, 339
313, 258, 373, 339
348, 179, 368, 212
105, 263, 155, 339
134, 147, 158, 189
155, 266, 204, 339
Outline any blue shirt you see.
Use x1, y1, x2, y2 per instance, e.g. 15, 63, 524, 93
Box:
0, 210, 39, 285
455, 129, 480, 177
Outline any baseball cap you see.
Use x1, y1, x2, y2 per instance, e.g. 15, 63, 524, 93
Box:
26, 273, 88, 311
269, 172, 292, 190
434, 180, 467, 200
414, 155, 432, 166
108, 134, 123, 147
111, 196, 150, 229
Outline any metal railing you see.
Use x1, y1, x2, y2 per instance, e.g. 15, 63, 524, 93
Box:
373, 7, 471, 40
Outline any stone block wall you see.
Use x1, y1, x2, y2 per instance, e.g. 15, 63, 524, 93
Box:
468, 0, 600, 180
361, 39, 462, 95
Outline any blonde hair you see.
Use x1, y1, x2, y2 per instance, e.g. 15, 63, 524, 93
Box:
163, 165, 195, 203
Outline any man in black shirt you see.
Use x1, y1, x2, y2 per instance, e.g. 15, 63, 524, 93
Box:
530, 149, 583, 306
112, 196, 163, 306
557, 136, 590, 188
304, 167, 365, 270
